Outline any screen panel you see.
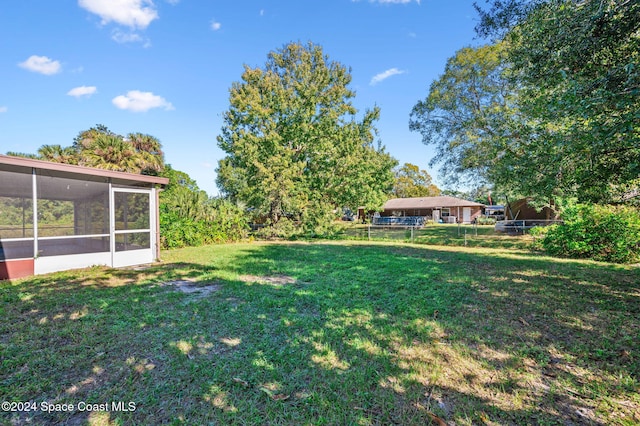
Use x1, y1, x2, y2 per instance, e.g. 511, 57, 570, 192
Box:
114, 192, 150, 231
0, 170, 33, 240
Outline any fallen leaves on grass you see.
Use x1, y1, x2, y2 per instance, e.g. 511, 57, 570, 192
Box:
427, 411, 447, 426
232, 378, 290, 401
259, 387, 290, 401
232, 377, 250, 387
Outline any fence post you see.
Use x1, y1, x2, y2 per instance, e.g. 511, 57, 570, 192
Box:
411, 226, 414, 243
368, 225, 371, 241
464, 228, 467, 246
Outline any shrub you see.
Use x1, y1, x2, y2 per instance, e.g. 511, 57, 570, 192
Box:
538, 204, 640, 263
254, 217, 301, 240
252, 202, 344, 240
158, 166, 249, 249
159, 199, 249, 249
527, 225, 549, 252
159, 212, 203, 249
476, 216, 497, 225
207, 199, 249, 243
301, 201, 341, 238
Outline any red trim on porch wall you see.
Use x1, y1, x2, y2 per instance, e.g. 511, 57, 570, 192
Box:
0, 259, 35, 280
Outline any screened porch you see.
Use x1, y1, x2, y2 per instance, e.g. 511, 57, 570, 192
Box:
0, 155, 167, 280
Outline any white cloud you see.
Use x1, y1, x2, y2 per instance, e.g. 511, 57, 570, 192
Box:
211, 20, 221, 31
78, 0, 158, 29
67, 86, 97, 98
370, 68, 406, 85
0, 106, 7, 113
111, 29, 150, 46
112, 90, 174, 112
112, 30, 142, 43
18, 55, 62, 75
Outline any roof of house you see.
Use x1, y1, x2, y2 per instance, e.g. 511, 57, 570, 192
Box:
383, 196, 485, 210
0, 154, 169, 186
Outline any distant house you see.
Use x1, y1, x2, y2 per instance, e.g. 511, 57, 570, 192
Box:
367, 196, 485, 225
0, 155, 168, 280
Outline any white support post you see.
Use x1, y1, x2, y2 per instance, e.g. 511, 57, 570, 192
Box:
32, 168, 38, 258
109, 180, 114, 267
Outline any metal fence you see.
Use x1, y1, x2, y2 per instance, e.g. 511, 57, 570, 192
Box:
495, 219, 563, 234
341, 223, 539, 248
372, 216, 427, 227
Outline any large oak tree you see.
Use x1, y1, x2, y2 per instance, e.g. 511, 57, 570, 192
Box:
476, 0, 640, 203
217, 42, 396, 224
412, 1, 639, 205
409, 44, 521, 188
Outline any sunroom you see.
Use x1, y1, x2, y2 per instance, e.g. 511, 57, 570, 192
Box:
0, 155, 168, 280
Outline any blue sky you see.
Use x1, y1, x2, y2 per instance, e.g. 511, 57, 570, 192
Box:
1, 0, 483, 196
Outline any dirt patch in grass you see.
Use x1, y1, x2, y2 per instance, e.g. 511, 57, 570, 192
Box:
238, 274, 297, 286
161, 279, 222, 298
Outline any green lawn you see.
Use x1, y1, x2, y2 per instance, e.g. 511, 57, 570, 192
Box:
1, 242, 639, 425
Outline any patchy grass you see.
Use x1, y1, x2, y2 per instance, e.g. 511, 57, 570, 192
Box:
1, 242, 639, 425
340, 223, 533, 250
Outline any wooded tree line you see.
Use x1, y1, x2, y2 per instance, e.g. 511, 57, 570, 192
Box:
216, 0, 639, 228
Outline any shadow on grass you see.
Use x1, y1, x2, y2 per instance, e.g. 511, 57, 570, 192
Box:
1, 242, 638, 425
220, 243, 639, 423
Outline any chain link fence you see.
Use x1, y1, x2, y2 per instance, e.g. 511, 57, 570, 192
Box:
341, 223, 536, 250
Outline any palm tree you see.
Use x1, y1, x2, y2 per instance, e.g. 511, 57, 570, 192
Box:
37, 144, 79, 164
126, 132, 164, 175
9, 124, 166, 176
5, 151, 39, 159
73, 124, 115, 151
80, 134, 140, 172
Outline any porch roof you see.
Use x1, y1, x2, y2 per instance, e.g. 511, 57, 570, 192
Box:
0, 154, 169, 187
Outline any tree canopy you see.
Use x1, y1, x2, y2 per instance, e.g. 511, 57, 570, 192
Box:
501, 0, 640, 203
413, 1, 639, 205
392, 163, 441, 198
409, 43, 515, 187
74, 125, 165, 174
217, 42, 397, 225
6, 124, 165, 175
